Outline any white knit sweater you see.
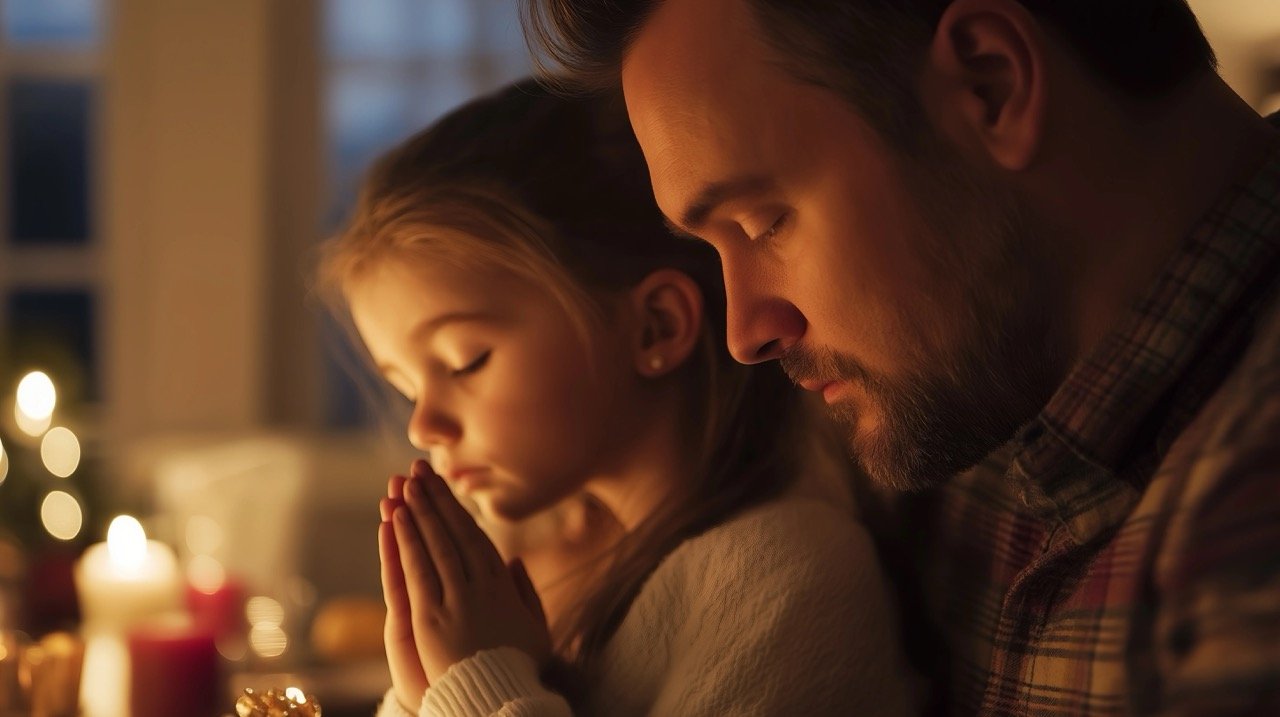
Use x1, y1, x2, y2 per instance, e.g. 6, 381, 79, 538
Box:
375, 495, 919, 717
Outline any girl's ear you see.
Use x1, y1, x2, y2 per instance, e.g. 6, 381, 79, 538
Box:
627, 269, 704, 378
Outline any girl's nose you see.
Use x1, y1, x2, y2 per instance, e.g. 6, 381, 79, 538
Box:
407, 399, 461, 451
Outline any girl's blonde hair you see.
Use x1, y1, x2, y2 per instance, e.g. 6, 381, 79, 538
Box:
317, 80, 806, 693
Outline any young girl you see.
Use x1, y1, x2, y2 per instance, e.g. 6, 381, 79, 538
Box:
318, 81, 918, 716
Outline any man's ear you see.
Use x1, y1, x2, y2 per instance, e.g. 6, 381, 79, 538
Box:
627, 269, 704, 377
920, 0, 1048, 171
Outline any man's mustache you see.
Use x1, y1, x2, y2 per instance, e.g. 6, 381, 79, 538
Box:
779, 345, 870, 387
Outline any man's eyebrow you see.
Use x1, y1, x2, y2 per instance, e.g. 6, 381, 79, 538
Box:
663, 216, 703, 242
678, 175, 775, 231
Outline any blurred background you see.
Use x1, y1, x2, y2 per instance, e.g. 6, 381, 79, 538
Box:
0, 0, 1276, 713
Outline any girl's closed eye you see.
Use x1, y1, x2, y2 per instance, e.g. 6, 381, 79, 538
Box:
451, 349, 492, 377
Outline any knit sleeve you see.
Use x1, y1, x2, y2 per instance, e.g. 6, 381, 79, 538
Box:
648, 500, 921, 716
375, 689, 418, 717
414, 647, 572, 717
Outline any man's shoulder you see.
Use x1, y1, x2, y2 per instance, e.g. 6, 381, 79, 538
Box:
1149, 287, 1280, 586
1169, 285, 1280, 467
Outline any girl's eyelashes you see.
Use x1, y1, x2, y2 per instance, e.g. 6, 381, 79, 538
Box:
451, 349, 491, 377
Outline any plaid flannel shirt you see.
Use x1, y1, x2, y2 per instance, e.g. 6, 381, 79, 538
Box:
885, 114, 1280, 716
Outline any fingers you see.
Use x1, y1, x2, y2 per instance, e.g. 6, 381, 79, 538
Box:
389, 473, 408, 500
411, 458, 431, 480
386, 511, 441, 607
399, 485, 468, 598
382, 474, 408, 522
413, 471, 505, 578
380, 496, 405, 523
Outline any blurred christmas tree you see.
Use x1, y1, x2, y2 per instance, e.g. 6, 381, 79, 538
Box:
0, 355, 108, 634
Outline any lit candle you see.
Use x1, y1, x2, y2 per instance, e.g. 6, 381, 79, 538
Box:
73, 516, 183, 717
74, 516, 181, 628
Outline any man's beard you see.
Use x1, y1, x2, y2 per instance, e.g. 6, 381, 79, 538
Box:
782, 339, 1046, 492
783, 141, 1063, 492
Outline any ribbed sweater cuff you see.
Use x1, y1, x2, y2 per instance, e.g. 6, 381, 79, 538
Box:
421, 647, 545, 717
376, 688, 418, 717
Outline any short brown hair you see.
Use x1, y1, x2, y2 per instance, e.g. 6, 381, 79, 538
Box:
522, 0, 1217, 146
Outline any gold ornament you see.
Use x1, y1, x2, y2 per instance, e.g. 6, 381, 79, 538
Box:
226, 686, 321, 717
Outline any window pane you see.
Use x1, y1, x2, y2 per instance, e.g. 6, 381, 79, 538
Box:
411, 0, 476, 55
326, 0, 477, 59
3, 0, 101, 46
8, 79, 93, 245
5, 289, 97, 402
326, 0, 412, 60
326, 68, 416, 215
474, 0, 526, 55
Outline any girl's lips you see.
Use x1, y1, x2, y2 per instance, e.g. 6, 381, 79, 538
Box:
447, 468, 489, 493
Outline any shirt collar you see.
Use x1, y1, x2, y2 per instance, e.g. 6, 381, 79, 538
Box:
1010, 113, 1280, 543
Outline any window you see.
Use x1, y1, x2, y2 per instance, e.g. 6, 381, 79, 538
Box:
320, 0, 530, 426
0, 0, 104, 402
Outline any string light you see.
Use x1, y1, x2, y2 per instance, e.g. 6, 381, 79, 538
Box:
40, 427, 82, 478
16, 371, 56, 421
41, 491, 84, 541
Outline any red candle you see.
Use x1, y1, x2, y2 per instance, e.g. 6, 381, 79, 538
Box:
186, 576, 246, 641
127, 621, 220, 717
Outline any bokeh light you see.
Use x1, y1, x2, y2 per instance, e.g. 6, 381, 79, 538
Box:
0, 438, 9, 486
16, 371, 56, 420
248, 624, 288, 658
187, 554, 227, 594
40, 426, 81, 478
15, 404, 52, 437
40, 491, 84, 541
185, 515, 224, 556
246, 596, 284, 627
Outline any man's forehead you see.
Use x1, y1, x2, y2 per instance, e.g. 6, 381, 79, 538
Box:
621, 0, 765, 220
622, 0, 754, 95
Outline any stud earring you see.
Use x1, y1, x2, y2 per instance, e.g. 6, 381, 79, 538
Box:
648, 355, 665, 372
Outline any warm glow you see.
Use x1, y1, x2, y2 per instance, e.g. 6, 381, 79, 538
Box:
40, 427, 82, 478
1262, 93, 1280, 117
15, 404, 52, 437
284, 687, 307, 704
16, 371, 56, 420
185, 515, 224, 555
248, 624, 288, 658
216, 635, 248, 661
187, 554, 227, 594
0, 439, 8, 486
246, 596, 284, 627
107, 515, 148, 571
40, 491, 84, 541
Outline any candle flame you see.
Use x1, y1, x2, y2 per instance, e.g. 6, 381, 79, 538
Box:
107, 515, 148, 571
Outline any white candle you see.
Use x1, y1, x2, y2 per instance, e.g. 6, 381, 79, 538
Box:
75, 516, 181, 628
73, 516, 183, 717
